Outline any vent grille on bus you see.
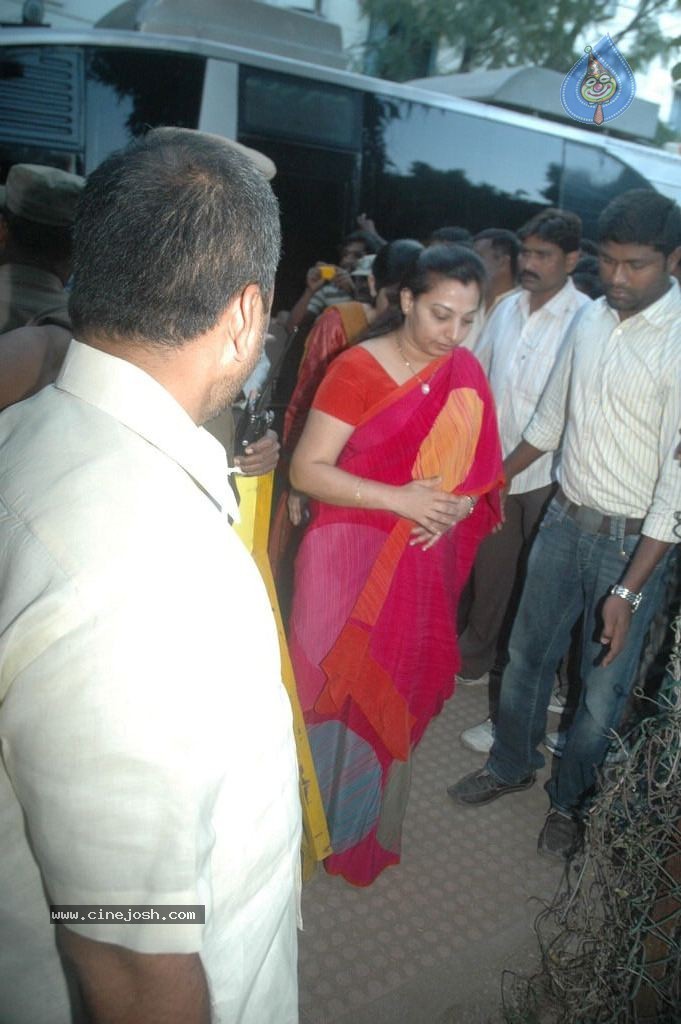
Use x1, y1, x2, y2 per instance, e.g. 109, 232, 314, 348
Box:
0, 47, 83, 150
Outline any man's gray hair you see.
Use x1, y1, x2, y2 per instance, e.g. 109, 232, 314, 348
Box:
70, 127, 281, 345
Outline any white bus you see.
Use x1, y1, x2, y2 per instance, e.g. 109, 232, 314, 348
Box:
1, 21, 679, 309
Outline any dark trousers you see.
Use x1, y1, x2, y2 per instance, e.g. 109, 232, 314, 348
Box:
458, 484, 555, 687
488, 498, 671, 814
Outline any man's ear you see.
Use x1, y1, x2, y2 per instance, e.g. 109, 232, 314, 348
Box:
665, 246, 681, 277
565, 250, 580, 275
223, 283, 266, 365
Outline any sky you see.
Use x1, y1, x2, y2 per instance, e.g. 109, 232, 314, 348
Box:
585, 5, 680, 118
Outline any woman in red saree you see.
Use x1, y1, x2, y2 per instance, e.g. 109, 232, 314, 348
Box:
288, 246, 504, 886
269, 240, 424, 590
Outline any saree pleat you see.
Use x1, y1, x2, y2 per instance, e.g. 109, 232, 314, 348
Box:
289, 346, 503, 885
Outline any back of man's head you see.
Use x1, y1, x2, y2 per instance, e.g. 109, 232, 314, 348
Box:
69, 128, 281, 346
518, 209, 581, 254
427, 226, 473, 248
597, 190, 681, 257
474, 228, 520, 277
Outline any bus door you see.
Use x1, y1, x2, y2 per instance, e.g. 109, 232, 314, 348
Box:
237, 66, 363, 315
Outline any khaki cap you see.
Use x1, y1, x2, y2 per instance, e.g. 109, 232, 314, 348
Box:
5, 164, 85, 227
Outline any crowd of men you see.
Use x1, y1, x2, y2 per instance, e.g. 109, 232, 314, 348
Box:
0, 129, 679, 1021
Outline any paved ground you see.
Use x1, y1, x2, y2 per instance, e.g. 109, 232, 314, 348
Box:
297, 683, 567, 1024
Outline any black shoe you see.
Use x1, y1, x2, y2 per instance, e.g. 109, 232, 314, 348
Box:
447, 767, 535, 805
537, 810, 583, 860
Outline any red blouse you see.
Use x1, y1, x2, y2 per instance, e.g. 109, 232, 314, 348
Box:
312, 346, 397, 426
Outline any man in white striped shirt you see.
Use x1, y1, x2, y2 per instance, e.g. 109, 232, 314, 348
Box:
450, 190, 681, 859
456, 210, 589, 752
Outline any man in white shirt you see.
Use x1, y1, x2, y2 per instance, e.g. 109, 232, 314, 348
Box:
450, 190, 681, 860
0, 128, 301, 1023
457, 210, 589, 751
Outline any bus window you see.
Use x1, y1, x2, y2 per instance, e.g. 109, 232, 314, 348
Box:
363, 95, 564, 238
239, 67, 362, 151
560, 142, 651, 239
84, 49, 206, 172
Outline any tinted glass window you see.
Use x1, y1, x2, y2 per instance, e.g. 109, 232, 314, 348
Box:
560, 142, 651, 239
85, 49, 205, 172
240, 67, 362, 151
363, 95, 564, 238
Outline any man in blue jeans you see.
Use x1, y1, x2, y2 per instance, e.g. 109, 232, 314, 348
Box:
448, 189, 681, 858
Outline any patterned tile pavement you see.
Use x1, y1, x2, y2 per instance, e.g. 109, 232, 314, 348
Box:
298, 684, 567, 1024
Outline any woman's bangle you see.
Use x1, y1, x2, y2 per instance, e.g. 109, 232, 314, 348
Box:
463, 495, 476, 517
354, 477, 364, 506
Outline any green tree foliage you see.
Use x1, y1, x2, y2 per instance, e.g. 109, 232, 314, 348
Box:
360, 0, 681, 81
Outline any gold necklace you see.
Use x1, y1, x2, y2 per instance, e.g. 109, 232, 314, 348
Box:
396, 340, 432, 394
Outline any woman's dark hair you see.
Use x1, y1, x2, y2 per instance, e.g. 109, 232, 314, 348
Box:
405, 244, 486, 296
363, 244, 485, 340
371, 238, 423, 293
355, 239, 422, 341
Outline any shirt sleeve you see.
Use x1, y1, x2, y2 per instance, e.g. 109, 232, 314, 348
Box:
641, 380, 681, 543
312, 349, 370, 425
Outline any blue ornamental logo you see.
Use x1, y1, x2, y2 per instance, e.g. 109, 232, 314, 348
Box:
561, 34, 636, 126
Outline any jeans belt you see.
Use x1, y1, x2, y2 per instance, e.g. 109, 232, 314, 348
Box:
555, 487, 643, 536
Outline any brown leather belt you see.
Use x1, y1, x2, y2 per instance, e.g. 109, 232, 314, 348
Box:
555, 488, 643, 536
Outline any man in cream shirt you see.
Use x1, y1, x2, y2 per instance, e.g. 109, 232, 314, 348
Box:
450, 190, 681, 860
0, 129, 301, 1023
456, 210, 588, 751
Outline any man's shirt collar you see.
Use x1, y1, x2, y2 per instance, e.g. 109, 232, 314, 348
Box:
56, 340, 237, 519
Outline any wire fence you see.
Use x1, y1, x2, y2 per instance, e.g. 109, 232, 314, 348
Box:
502, 607, 681, 1024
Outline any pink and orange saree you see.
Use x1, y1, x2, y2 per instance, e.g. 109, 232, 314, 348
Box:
288, 345, 503, 886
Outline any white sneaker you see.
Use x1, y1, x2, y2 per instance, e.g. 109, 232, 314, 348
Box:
460, 718, 494, 753
455, 671, 490, 688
